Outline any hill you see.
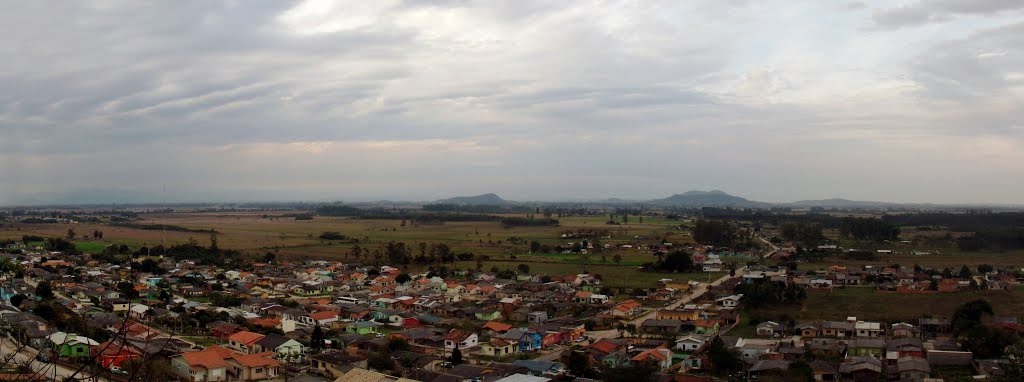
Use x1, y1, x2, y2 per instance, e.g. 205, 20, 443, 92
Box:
435, 193, 509, 205
648, 190, 769, 208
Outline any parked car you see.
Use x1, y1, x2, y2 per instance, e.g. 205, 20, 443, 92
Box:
111, 366, 128, 375
35, 353, 50, 363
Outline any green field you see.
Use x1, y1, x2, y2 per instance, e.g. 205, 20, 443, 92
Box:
1, 211, 706, 289
740, 286, 1024, 324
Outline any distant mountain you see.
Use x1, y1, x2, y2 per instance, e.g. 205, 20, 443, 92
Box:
434, 193, 508, 205
784, 198, 897, 209
648, 190, 770, 208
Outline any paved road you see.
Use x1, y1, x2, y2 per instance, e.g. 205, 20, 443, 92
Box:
0, 336, 108, 382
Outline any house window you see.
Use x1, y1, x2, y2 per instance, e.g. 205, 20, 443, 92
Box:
255, 368, 263, 373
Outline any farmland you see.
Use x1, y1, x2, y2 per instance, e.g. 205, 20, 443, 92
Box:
0, 210, 708, 289
739, 286, 1024, 324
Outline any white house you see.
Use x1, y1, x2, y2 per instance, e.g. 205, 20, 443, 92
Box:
675, 335, 707, 353
716, 294, 743, 308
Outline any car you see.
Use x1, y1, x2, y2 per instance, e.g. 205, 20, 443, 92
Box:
439, 361, 453, 368
111, 366, 128, 375
374, 333, 385, 338
35, 354, 50, 363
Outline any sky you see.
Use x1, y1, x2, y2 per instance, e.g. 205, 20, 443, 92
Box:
2, 0, 1023, 205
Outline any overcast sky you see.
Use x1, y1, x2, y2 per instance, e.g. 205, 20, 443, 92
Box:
2, 0, 1023, 205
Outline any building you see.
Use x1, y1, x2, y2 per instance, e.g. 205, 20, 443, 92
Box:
445, 329, 479, 350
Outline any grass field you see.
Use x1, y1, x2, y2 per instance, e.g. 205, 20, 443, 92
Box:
741, 286, 1024, 324
4, 211, 1020, 292
1, 211, 703, 288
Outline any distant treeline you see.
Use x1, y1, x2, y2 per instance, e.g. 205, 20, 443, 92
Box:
957, 229, 1024, 252
839, 217, 900, 242
112, 223, 218, 234
315, 203, 558, 224
499, 217, 559, 227
422, 204, 532, 214
881, 212, 1024, 232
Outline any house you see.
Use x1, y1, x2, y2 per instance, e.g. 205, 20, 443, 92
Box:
693, 320, 719, 335
891, 322, 919, 338
93, 340, 143, 369
47, 332, 99, 358
748, 360, 790, 380
510, 359, 565, 376
846, 338, 885, 357
305, 311, 339, 327
640, 319, 683, 335
715, 294, 742, 308
309, 352, 368, 378
444, 329, 479, 350
807, 360, 838, 382
501, 329, 544, 352
675, 335, 707, 353
610, 300, 642, 317
821, 321, 853, 338
254, 334, 305, 362
480, 338, 518, 357
528, 311, 548, 324
839, 357, 882, 382
657, 309, 699, 321
572, 291, 608, 304
171, 345, 281, 382
172, 345, 230, 382
796, 324, 819, 338
732, 338, 778, 361
631, 348, 673, 371
756, 321, 784, 337
896, 356, 930, 382
227, 331, 266, 354
343, 321, 379, 335
854, 320, 883, 337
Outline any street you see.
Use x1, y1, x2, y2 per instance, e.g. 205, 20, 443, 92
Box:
0, 335, 107, 382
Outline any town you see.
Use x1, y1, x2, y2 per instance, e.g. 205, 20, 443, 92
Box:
1, 205, 1023, 382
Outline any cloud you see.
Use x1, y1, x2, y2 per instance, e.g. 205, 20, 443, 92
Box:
1, 1, 1023, 205
872, 0, 1024, 29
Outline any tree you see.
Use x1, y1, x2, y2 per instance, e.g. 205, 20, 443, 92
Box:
707, 336, 743, 374
449, 345, 463, 365
977, 264, 995, 274
9, 294, 26, 307
517, 264, 530, 274
209, 232, 218, 251
311, 325, 326, 351
368, 352, 395, 372
1004, 343, 1024, 380
387, 339, 410, 352
395, 273, 412, 284
66, 228, 76, 240
530, 241, 542, 253
36, 280, 55, 299
612, 254, 622, 264
118, 281, 140, 300
263, 252, 276, 263
652, 250, 694, 272
959, 265, 972, 280
566, 351, 591, 377
952, 299, 995, 335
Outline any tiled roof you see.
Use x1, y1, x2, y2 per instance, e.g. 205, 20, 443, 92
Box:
228, 331, 265, 345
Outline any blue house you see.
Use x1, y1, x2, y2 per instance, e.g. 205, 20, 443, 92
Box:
499, 329, 543, 352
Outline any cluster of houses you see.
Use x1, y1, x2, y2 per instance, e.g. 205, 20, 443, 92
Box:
0, 243, 698, 382
723, 316, 987, 381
